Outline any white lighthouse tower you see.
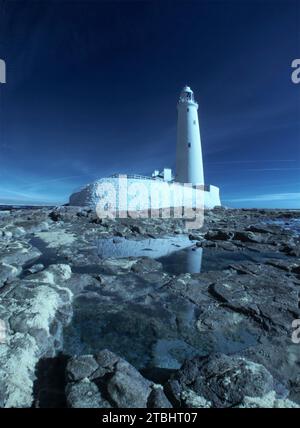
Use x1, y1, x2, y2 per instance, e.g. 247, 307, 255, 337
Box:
176, 86, 204, 185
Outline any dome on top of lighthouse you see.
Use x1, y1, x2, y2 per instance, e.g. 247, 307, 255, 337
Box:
178, 85, 197, 105
182, 85, 193, 92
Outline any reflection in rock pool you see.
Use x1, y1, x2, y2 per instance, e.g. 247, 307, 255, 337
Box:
96, 235, 287, 275
63, 236, 266, 372
63, 280, 259, 371
158, 246, 286, 275
96, 235, 193, 259
28, 233, 287, 375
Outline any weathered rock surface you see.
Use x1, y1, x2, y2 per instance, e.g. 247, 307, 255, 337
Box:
0, 263, 21, 288
66, 378, 110, 408
0, 264, 73, 407
66, 354, 99, 382
167, 353, 274, 407
66, 350, 169, 408
0, 240, 41, 267
0, 206, 299, 407
166, 353, 299, 408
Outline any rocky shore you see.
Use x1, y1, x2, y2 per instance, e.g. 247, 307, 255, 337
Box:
0, 206, 299, 407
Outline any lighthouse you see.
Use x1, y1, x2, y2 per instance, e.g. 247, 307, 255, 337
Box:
176, 86, 204, 185
70, 85, 221, 211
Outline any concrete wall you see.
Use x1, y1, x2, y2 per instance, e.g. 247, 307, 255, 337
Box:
204, 185, 221, 209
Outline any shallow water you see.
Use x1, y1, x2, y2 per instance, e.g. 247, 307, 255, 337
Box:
28, 234, 288, 276
63, 281, 260, 371
62, 237, 274, 371
265, 218, 300, 236
27, 231, 288, 371
22, 237, 67, 274
158, 245, 287, 274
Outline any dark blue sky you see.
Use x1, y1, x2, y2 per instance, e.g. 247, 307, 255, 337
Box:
0, 0, 299, 207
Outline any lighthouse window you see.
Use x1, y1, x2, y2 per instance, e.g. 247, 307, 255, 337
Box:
193, 120, 196, 124
188, 143, 191, 148
187, 108, 189, 112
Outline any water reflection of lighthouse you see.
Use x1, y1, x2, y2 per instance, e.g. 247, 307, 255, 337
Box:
158, 247, 203, 275
186, 247, 203, 273
96, 236, 203, 274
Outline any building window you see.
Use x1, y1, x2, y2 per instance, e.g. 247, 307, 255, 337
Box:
193, 120, 196, 125
188, 143, 191, 148
187, 108, 189, 112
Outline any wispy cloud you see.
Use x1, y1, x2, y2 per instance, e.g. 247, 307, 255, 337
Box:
0, 175, 85, 205
21, 175, 85, 191
225, 192, 300, 203
207, 159, 297, 165
245, 168, 300, 172
0, 189, 64, 205
207, 160, 300, 172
